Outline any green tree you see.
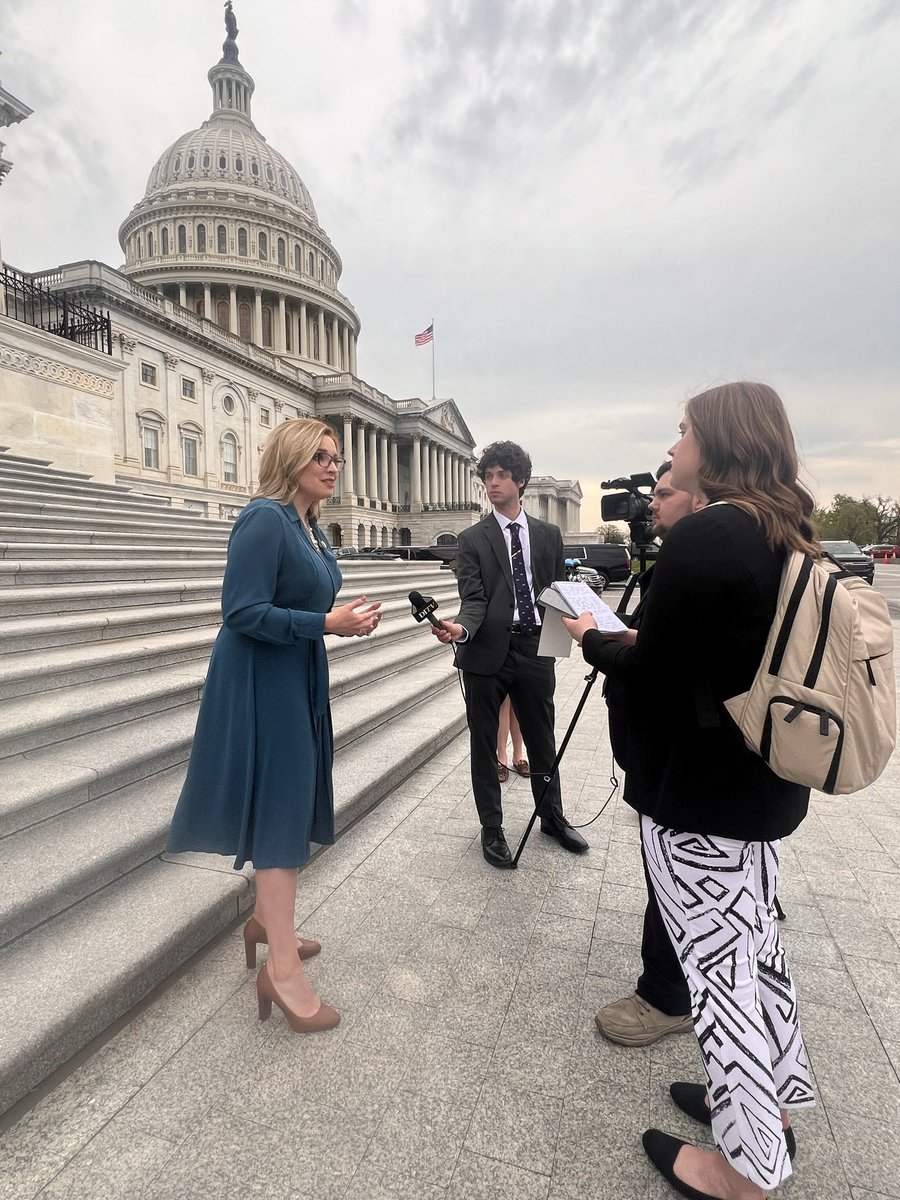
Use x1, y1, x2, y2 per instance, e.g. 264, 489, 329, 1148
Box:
596, 523, 627, 544
814, 494, 879, 544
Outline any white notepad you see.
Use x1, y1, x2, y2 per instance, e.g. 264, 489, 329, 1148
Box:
536, 581, 628, 657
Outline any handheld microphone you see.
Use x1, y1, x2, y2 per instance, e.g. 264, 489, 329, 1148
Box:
408, 590, 445, 630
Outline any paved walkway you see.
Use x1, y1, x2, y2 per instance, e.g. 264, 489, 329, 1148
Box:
3, 624, 900, 1200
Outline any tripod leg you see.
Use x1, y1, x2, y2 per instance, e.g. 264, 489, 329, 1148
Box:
511, 668, 600, 866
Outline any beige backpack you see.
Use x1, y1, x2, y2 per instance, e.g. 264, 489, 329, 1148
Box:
724, 552, 896, 794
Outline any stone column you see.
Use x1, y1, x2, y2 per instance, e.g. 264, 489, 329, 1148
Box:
253, 289, 263, 345
342, 414, 355, 496
342, 325, 350, 373
203, 283, 212, 320
389, 438, 399, 505
318, 309, 327, 364
228, 284, 238, 333
349, 333, 358, 376
356, 422, 367, 497
437, 448, 446, 505
378, 433, 389, 503
178, 284, 187, 309
432, 448, 441, 508
368, 425, 378, 499
421, 440, 431, 505
277, 295, 287, 353
331, 315, 341, 369
300, 301, 308, 357
411, 436, 422, 505
446, 452, 454, 505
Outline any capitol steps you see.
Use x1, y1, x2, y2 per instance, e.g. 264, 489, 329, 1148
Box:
0, 449, 468, 1114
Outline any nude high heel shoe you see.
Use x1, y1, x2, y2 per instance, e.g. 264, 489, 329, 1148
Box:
242, 915, 321, 969
255, 963, 340, 1033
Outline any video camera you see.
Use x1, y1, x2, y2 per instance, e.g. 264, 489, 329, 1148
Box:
600, 472, 657, 550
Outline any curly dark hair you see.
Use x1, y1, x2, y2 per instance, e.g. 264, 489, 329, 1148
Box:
476, 441, 532, 497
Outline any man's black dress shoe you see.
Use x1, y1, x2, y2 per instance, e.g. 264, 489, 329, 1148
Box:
669, 1082, 796, 1160
539, 818, 588, 853
481, 826, 514, 868
641, 1129, 720, 1200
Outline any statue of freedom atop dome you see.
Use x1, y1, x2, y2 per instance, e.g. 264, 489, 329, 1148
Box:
223, 2, 239, 62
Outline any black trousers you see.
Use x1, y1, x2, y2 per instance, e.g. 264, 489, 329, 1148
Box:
635, 838, 692, 1017
463, 633, 565, 830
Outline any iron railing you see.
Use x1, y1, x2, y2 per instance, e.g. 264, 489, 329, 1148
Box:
2, 266, 113, 355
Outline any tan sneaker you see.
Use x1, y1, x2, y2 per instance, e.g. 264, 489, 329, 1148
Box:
594, 993, 692, 1046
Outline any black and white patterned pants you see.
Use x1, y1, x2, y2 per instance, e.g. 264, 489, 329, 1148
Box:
641, 816, 815, 1189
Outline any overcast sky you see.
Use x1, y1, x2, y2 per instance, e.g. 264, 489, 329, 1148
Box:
3, 0, 898, 525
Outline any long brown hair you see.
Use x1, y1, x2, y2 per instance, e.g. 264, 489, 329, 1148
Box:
685, 382, 819, 555
253, 418, 338, 519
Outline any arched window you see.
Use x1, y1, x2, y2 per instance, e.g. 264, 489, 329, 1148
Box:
217, 224, 227, 253
187, 152, 195, 170
307, 250, 314, 275
312, 322, 320, 360
218, 152, 227, 169
258, 232, 268, 261
294, 244, 301, 273
369, 525, 377, 547
147, 230, 155, 256
399, 527, 412, 547
357, 524, 365, 548
235, 155, 243, 173
251, 158, 259, 177
195, 298, 205, 317
160, 227, 169, 255
238, 227, 248, 257
216, 300, 230, 330
381, 526, 388, 547
328, 523, 343, 548
261, 306, 272, 347
223, 433, 238, 483
265, 164, 275, 183
279, 170, 287, 189
174, 155, 182, 173
177, 224, 187, 254
277, 237, 286, 266
319, 257, 324, 279
196, 224, 206, 253
238, 302, 251, 342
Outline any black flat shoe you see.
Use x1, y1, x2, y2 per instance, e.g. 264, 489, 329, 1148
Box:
669, 1082, 796, 1160
539, 818, 588, 853
481, 826, 514, 868
642, 1129, 721, 1200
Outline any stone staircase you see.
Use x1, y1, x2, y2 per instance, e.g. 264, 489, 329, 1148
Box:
0, 448, 467, 1114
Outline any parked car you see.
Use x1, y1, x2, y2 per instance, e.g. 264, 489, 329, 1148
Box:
564, 559, 607, 595
862, 544, 900, 561
820, 540, 875, 584
562, 543, 632, 588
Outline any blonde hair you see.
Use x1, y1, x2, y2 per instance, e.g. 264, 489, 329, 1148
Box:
685, 382, 819, 556
253, 418, 339, 519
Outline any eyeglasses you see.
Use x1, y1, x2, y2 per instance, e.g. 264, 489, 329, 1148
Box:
313, 451, 345, 469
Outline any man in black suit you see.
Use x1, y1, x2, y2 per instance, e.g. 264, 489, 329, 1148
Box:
430, 441, 588, 867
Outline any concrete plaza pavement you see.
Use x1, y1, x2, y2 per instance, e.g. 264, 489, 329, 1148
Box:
3, 579, 900, 1200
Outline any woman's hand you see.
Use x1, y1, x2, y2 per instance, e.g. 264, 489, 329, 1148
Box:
324, 596, 383, 637
561, 612, 598, 645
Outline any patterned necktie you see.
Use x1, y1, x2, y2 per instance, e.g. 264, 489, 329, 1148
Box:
508, 521, 538, 634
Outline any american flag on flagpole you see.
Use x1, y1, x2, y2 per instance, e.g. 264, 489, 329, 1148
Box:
414, 323, 434, 346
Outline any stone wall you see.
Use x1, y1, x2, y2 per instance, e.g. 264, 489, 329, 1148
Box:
0, 317, 123, 481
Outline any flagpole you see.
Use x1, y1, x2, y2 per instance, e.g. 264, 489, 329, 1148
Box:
431, 317, 436, 401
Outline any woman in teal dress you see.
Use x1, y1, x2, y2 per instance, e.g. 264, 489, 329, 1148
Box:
169, 418, 382, 1032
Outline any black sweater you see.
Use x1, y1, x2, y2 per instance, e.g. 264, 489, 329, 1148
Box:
582, 504, 810, 842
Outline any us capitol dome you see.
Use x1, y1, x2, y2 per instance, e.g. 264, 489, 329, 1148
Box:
118, 3, 359, 373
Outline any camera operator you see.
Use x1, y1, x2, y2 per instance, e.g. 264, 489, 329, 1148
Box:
597, 462, 704, 1046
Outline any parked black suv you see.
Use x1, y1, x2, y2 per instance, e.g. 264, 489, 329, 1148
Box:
562, 543, 632, 588
820, 540, 875, 585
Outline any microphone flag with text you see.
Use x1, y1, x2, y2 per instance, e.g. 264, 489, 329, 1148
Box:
408, 590, 445, 630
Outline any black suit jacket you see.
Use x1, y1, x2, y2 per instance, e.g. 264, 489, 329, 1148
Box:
454, 512, 566, 675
